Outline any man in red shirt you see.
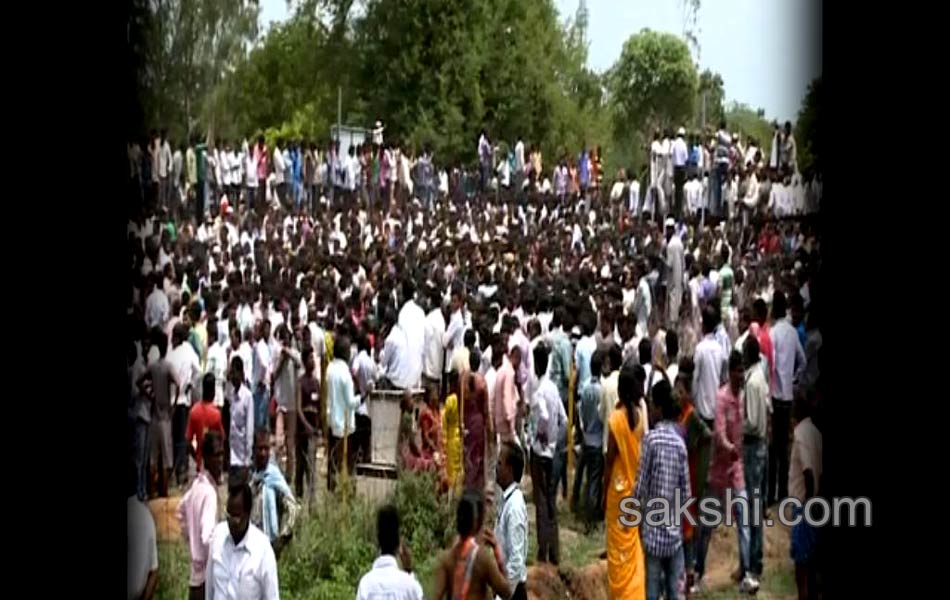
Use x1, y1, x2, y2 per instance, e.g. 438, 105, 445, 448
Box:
186, 374, 225, 474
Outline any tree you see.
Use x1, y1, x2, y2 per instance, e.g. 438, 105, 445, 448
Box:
695, 69, 725, 129
607, 29, 698, 138
795, 77, 821, 174
133, 0, 259, 141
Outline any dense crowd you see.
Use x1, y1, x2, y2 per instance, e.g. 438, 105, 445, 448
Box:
127, 121, 822, 600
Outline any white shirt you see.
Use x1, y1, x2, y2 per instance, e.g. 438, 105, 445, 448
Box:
356, 555, 423, 600
423, 308, 446, 380
398, 300, 427, 387
206, 522, 279, 600
685, 179, 704, 213
530, 376, 566, 459
514, 141, 525, 173
672, 137, 689, 167
380, 325, 414, 389
206, 342, 229, 407
145, 288, 170, 331
272, 147, 285, 185
692, 334, 726, 420
770, 319, 805, 401
495, 483, 528, 588
127, 496, 158, 600
228, 383, 254, 467
443, 309, 466, 372
628, 180, 641, 213
168, 342, 201, 406
253, 340, 272, 390
245, 150, 259, 188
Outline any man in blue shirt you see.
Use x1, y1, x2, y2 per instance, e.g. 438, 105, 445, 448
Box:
572, 349, 605, 530
578, 147, 590, 194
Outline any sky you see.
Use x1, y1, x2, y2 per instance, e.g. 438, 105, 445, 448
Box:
259, 0, 821, 123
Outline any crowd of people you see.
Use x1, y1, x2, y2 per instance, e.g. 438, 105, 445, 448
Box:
127, 120, 822, 600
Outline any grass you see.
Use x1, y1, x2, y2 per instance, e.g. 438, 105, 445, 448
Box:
152, 475, 798, 600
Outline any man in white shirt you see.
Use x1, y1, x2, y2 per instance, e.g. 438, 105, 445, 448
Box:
513, 136, 526, 197
227, 356, 255, 485
326, 337, 360, 491
145, 274, 170, 331
205, 321, 228, 408
495, 440, 528, 597
379, 311, 414, 391
245, 139, 259, 211
252, 321, 273, 432
691, 307, 727, 423
206, 484, 279, 600
272, 140, 286, 206
665, 218, 685, 326
159, 130, 172, 208
356, 505, 423, 600
442, 289, 467, 377
528, 345, 566, 565
422, 291, 446, 403
685, 172, 704, 218
767, 292, 806, 506
167, 323, 202, 485
672, 127, 689, 217
397, 280, 426, 388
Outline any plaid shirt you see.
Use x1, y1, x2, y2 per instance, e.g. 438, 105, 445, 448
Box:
635, 420, 691, 558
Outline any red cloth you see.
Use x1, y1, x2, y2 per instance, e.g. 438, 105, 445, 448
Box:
185, 401, 225, 473
749, 322, 775, 389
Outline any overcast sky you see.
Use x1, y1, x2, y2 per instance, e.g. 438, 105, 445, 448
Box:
259, 0, 821, 122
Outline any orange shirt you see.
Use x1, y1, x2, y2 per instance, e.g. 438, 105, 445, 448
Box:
185, 401, 224, 472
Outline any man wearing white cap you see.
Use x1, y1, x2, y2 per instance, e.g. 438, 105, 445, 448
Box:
672, 127, 689, 218
665, 217, 685, 326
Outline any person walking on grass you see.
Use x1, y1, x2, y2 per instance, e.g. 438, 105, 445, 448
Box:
572, 349, 605, 530
185, 374, 225, 475
742, 335, 771, 585
692, 351, 759, 595
494, 441, 528, 600
635, 373, 689, 600
177, 431, 224, 600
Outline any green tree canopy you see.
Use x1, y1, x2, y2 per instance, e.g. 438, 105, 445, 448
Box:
607, 29, 698, 137
795, 77, 822, 175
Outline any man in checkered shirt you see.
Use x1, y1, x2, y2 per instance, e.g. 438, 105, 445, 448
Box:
634, 374, 690, 600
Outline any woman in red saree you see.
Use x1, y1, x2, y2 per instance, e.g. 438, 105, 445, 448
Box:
462, 352, 488, 492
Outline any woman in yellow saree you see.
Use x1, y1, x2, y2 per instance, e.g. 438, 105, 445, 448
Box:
442, 369, 463, 492
604, 364, 647, 600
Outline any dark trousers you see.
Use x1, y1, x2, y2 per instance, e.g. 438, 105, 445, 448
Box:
172, 404, 190, 485
571, 445, 604, 526
195, 180, 205, 221
744, 435, 768, 576
768, 399, 792, 504
188, 584, 204, 600
327, 433, 357, 492
511, 582, 527, 600
530, 454, 560, 564
132, 417, 150, 501
673, 166, 686, 217
296, 412, 319, 500
221, 400, 231, 471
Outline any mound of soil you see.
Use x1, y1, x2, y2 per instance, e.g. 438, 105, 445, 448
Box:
526, 561, 609, 600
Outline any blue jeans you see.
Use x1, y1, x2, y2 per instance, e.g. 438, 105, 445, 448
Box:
253, 386, 269, 433
744, 437, 768, 575
131, 417, 150, 500
647, 547, 685, 600
695, 487, 751, 579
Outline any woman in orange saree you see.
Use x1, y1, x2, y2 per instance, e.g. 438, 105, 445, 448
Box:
604, 364, 647, 600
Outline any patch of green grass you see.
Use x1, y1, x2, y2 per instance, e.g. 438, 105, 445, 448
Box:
155, 541, 189, 600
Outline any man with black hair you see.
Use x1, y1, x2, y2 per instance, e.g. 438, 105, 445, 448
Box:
423, 289, 447, 401
397, 278, 426, 388
573, 349, 605, 528
227, 356, 255, 486
168, 322, 201, 485
185, 374, 225, 474
207, 483, 279, 599
529, 344, 566, 564
327, 334, 360, 491
694, 351, 757, 595
636, 372, 689, 600
742, 335, 770, 585
692, 306, 727, 426
357, 505, 423, 599
177, 431, 224, 599
250, 430, 301, 557
767, 291, 805, 506
574, 311, 597, 393
495, 441, 528, 600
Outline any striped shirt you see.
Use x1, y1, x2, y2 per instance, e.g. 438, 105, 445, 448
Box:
635, 421, 691, 558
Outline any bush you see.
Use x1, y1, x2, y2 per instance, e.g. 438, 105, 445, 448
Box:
387, 470, 456, 562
